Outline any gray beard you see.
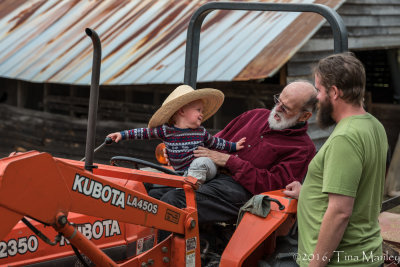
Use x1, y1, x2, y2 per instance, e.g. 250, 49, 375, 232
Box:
268, 106, 301, 130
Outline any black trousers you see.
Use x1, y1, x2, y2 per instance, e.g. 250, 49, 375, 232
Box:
148, 174, 253, 224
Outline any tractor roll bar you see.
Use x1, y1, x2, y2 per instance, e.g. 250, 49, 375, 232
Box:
184, 2, 348, 88
84, 28, 101, 172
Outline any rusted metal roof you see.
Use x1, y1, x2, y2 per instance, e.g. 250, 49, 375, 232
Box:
0, 0, 344, 85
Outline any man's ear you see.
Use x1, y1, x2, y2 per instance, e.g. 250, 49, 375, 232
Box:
330, 85, 340, 100
298, 111, 312, 123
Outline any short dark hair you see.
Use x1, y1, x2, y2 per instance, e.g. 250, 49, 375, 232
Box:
314, 52, 366, 106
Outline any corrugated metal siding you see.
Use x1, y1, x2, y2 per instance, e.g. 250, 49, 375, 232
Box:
0, 0, 343, 85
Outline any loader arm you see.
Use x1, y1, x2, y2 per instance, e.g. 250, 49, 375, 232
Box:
0, 151, 201, 266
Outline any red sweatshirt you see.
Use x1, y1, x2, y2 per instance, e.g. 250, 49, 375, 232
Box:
215, 109, 315, 195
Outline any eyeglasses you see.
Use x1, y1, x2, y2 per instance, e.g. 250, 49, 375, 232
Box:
273, 94, 291, 114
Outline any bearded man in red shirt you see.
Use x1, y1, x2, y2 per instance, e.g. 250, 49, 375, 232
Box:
150, 80, 317, 224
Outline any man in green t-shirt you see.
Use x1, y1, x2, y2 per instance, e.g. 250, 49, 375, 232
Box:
284, 53, 388, 267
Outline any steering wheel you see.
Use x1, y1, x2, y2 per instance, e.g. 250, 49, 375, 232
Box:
110, 156, 180, 176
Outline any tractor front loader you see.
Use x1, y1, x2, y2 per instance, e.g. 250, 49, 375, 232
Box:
0, 151, 298, 266
0, 2, 350, 266
0, 151, 202, 266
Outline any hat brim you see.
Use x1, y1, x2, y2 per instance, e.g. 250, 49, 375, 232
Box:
148, 88, 224, 128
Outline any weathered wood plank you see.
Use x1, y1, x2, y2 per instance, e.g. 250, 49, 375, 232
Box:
0, 104, 160, 164
315, 25, 400, 38
339, 4, 400, 15
385, 133, 400, 197
287, 0, 400, 83
299, 35, 400, 51
342, 15, 400, 27
371, 103, 400, 159
345, 0, 400, 4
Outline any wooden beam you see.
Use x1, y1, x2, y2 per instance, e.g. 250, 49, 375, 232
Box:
17, 80, 24, 108
43, 83, 50, 112
385, 133, 400, 197
388, 49, 400, 103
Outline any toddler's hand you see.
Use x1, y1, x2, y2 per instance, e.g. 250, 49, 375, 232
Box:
107, 132, 122, 143
163, 147, 171, 166
236, 137, 246, 150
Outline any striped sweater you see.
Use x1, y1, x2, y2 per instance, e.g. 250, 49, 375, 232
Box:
121, 124, 238, 171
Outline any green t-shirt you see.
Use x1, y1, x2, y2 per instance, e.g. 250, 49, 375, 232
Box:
297, 113, 388, 266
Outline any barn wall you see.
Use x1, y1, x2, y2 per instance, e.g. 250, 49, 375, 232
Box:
287, 0, 400, 82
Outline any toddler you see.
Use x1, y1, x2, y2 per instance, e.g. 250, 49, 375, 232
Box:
107, 85, 246, 183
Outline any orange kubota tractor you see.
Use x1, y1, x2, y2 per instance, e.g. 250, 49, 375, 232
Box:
0, 3, 350, 267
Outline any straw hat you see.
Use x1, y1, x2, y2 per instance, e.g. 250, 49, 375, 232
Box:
148, 85, 224, 128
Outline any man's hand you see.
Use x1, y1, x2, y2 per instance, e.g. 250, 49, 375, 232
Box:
283, 181, 302, 199
193, 146, 231, 167
236, 137, 246, 150
107, 132, 122, 143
